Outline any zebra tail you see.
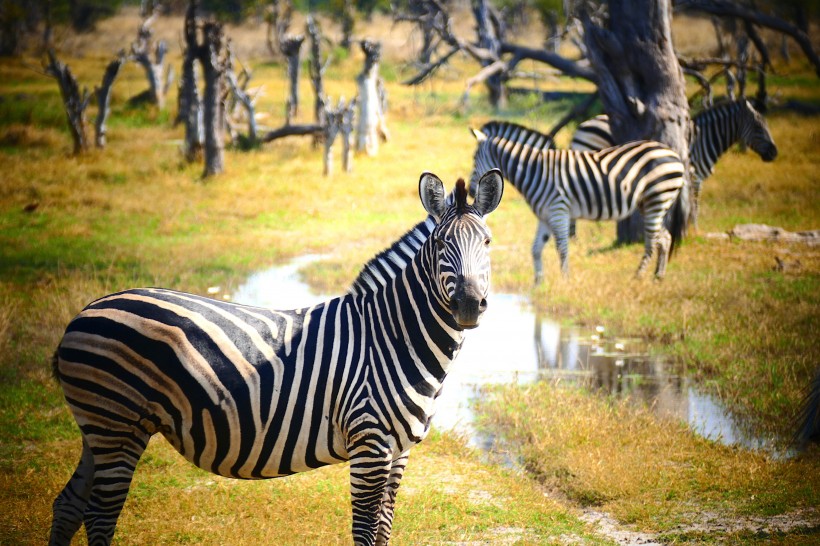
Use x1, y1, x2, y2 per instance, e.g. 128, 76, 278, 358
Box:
794, 368, 820, 450
668, 181, 690, 257
51, 346, 61, 381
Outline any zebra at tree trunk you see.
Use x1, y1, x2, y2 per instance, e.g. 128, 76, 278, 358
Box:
581, 0, 692, 244
48, 171, 504, 546
356, 39, 389, 156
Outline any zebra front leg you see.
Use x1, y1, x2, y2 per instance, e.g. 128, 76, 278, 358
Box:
531, 221, 552, 284
635, 236, 656, 279
49, 438, 94, 546
350, 444, 394, 546
375, 452, 409, 546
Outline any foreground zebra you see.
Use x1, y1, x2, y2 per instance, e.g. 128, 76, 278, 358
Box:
49, 170, 504, 546
571, 99, 777, 227
470, 121, 687, 282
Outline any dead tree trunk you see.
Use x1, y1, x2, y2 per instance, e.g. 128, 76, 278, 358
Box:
225, 40, 258, 147
356, 39, 389, 156
307, 15, 327, 148
340, 0, 355, 50
582, 0, 691, 244
129, 11, 173, 109
280, 34, 305, 124
179, 0, 203, 162
94, 53, 124, 148
266, 0, 293, 58
323, 97, 356, 176
197, 21, 226, 177
472, 0, 506, 110
44, 50, 90, 155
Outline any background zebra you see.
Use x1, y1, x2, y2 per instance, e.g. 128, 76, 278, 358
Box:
570, 99, 777, 227
470, 121, 687, 281
49, 170, 504, 546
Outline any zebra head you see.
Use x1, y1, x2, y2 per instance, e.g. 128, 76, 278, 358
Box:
741, 99, 778, 162
419, 169, 503, 329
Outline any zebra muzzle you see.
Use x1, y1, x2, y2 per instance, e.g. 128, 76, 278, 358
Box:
449, 277, 487, 329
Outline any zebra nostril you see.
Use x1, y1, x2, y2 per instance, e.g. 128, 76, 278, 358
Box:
449, 299, 459, 312
479, 298, 487, 312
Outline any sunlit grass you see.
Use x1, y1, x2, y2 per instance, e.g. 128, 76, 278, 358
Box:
1, 7, 819, 544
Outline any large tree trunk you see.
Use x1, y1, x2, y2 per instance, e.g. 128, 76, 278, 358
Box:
44, 50, 90, 155
280, 34, 305, 125
582, 0, 691, 244
94, 53, 124, 148
356, 39, 389, 156
179, 0, 203, 162
198, 21, 226, 177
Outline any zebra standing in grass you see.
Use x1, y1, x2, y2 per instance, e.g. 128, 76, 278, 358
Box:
571, 99, 777, 227
470, 121, 687, 281
49, 170, 504, 546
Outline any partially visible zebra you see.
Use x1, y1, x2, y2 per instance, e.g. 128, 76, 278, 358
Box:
470, 121, 687, 281
49, 170, 504, 546
571, 99, 777, 226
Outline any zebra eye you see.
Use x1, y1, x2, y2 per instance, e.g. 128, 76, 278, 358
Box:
435, 237, 446, 250
484, 237, 491, 246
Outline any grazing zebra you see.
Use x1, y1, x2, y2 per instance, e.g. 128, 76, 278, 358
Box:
571, 99, 777, 226
49, 170, 504, 546
470, 121, 687, 281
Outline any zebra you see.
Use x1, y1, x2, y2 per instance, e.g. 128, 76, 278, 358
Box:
570, 99, 777, 227
470, 121, 687, 282
49, 169, 504, 546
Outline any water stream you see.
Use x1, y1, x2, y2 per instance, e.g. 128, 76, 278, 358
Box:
230, 257, 785, 457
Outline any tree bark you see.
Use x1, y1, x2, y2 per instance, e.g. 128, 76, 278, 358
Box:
129, 11, 172, 109
472, 0, 506, 110
197, 21, 226, 177
94, 53, 124, 148
582, 0, 692, 243
179, 0, 203, 162
44, 50, 90, 155
280, 34, 305, 125
307, 14, 327, 148
356, 39, 389, 156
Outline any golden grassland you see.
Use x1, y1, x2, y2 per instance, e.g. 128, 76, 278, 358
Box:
1, 8, 819, 544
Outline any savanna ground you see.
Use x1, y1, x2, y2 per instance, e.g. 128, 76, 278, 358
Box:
1, 6, 819, 545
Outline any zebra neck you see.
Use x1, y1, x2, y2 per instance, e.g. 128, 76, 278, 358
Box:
694, 106, 741, 176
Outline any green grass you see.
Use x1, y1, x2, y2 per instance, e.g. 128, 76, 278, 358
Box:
1, 9, 819, 545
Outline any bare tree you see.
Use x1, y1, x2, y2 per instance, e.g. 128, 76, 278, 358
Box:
197, 21, 227, 177
266, 0, 293, 58
280, 34, 305, 125
44, 50, 90, 155
178, 0, 203, 162
94, 52, 125, 148
307, 14, 329, 148
340, 0, 355, 50
224, 40, 258, 148
356, 39, 390, 156
323, 97, 356, 176
129, 9, 173, 109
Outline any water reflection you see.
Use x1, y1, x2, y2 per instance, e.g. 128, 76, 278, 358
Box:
232, 259, 783, 456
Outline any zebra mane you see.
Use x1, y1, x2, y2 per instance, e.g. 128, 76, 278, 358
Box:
455, 179, 468, 213
349, 216, 435, 295
480, 120, 555, 146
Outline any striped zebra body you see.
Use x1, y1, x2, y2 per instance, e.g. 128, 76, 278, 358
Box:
50, 171, 504, 546
571, 99, 777, 226
470, 121, 686, 281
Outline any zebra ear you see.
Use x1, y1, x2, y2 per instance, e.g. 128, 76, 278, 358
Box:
470, 127, 488, 143
472, 169, 503, 216
419, 172, 447, 221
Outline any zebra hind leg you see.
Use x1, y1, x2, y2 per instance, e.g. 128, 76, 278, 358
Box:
49, 438, 94, 546
82, 430, 150, 545
653, 229, 673, 280
375, 452, 409, 546
635, 235, 656, 279
531, 221, 552, 285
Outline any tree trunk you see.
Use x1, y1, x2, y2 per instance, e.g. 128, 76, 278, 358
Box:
280, 34, 305, 124
356, 39, 389, 156
198, 21, 226, 177
582, 0, 691, 243
179, 0, 203, 162
44, 50, 90, 155
307, 15, 326, 148
94, 54, 124, 148
472, 0, 506, 110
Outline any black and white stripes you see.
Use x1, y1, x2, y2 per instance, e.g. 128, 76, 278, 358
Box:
571, 99, 777, 226
49, 170, 504, 546
470, 121, 687, 281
